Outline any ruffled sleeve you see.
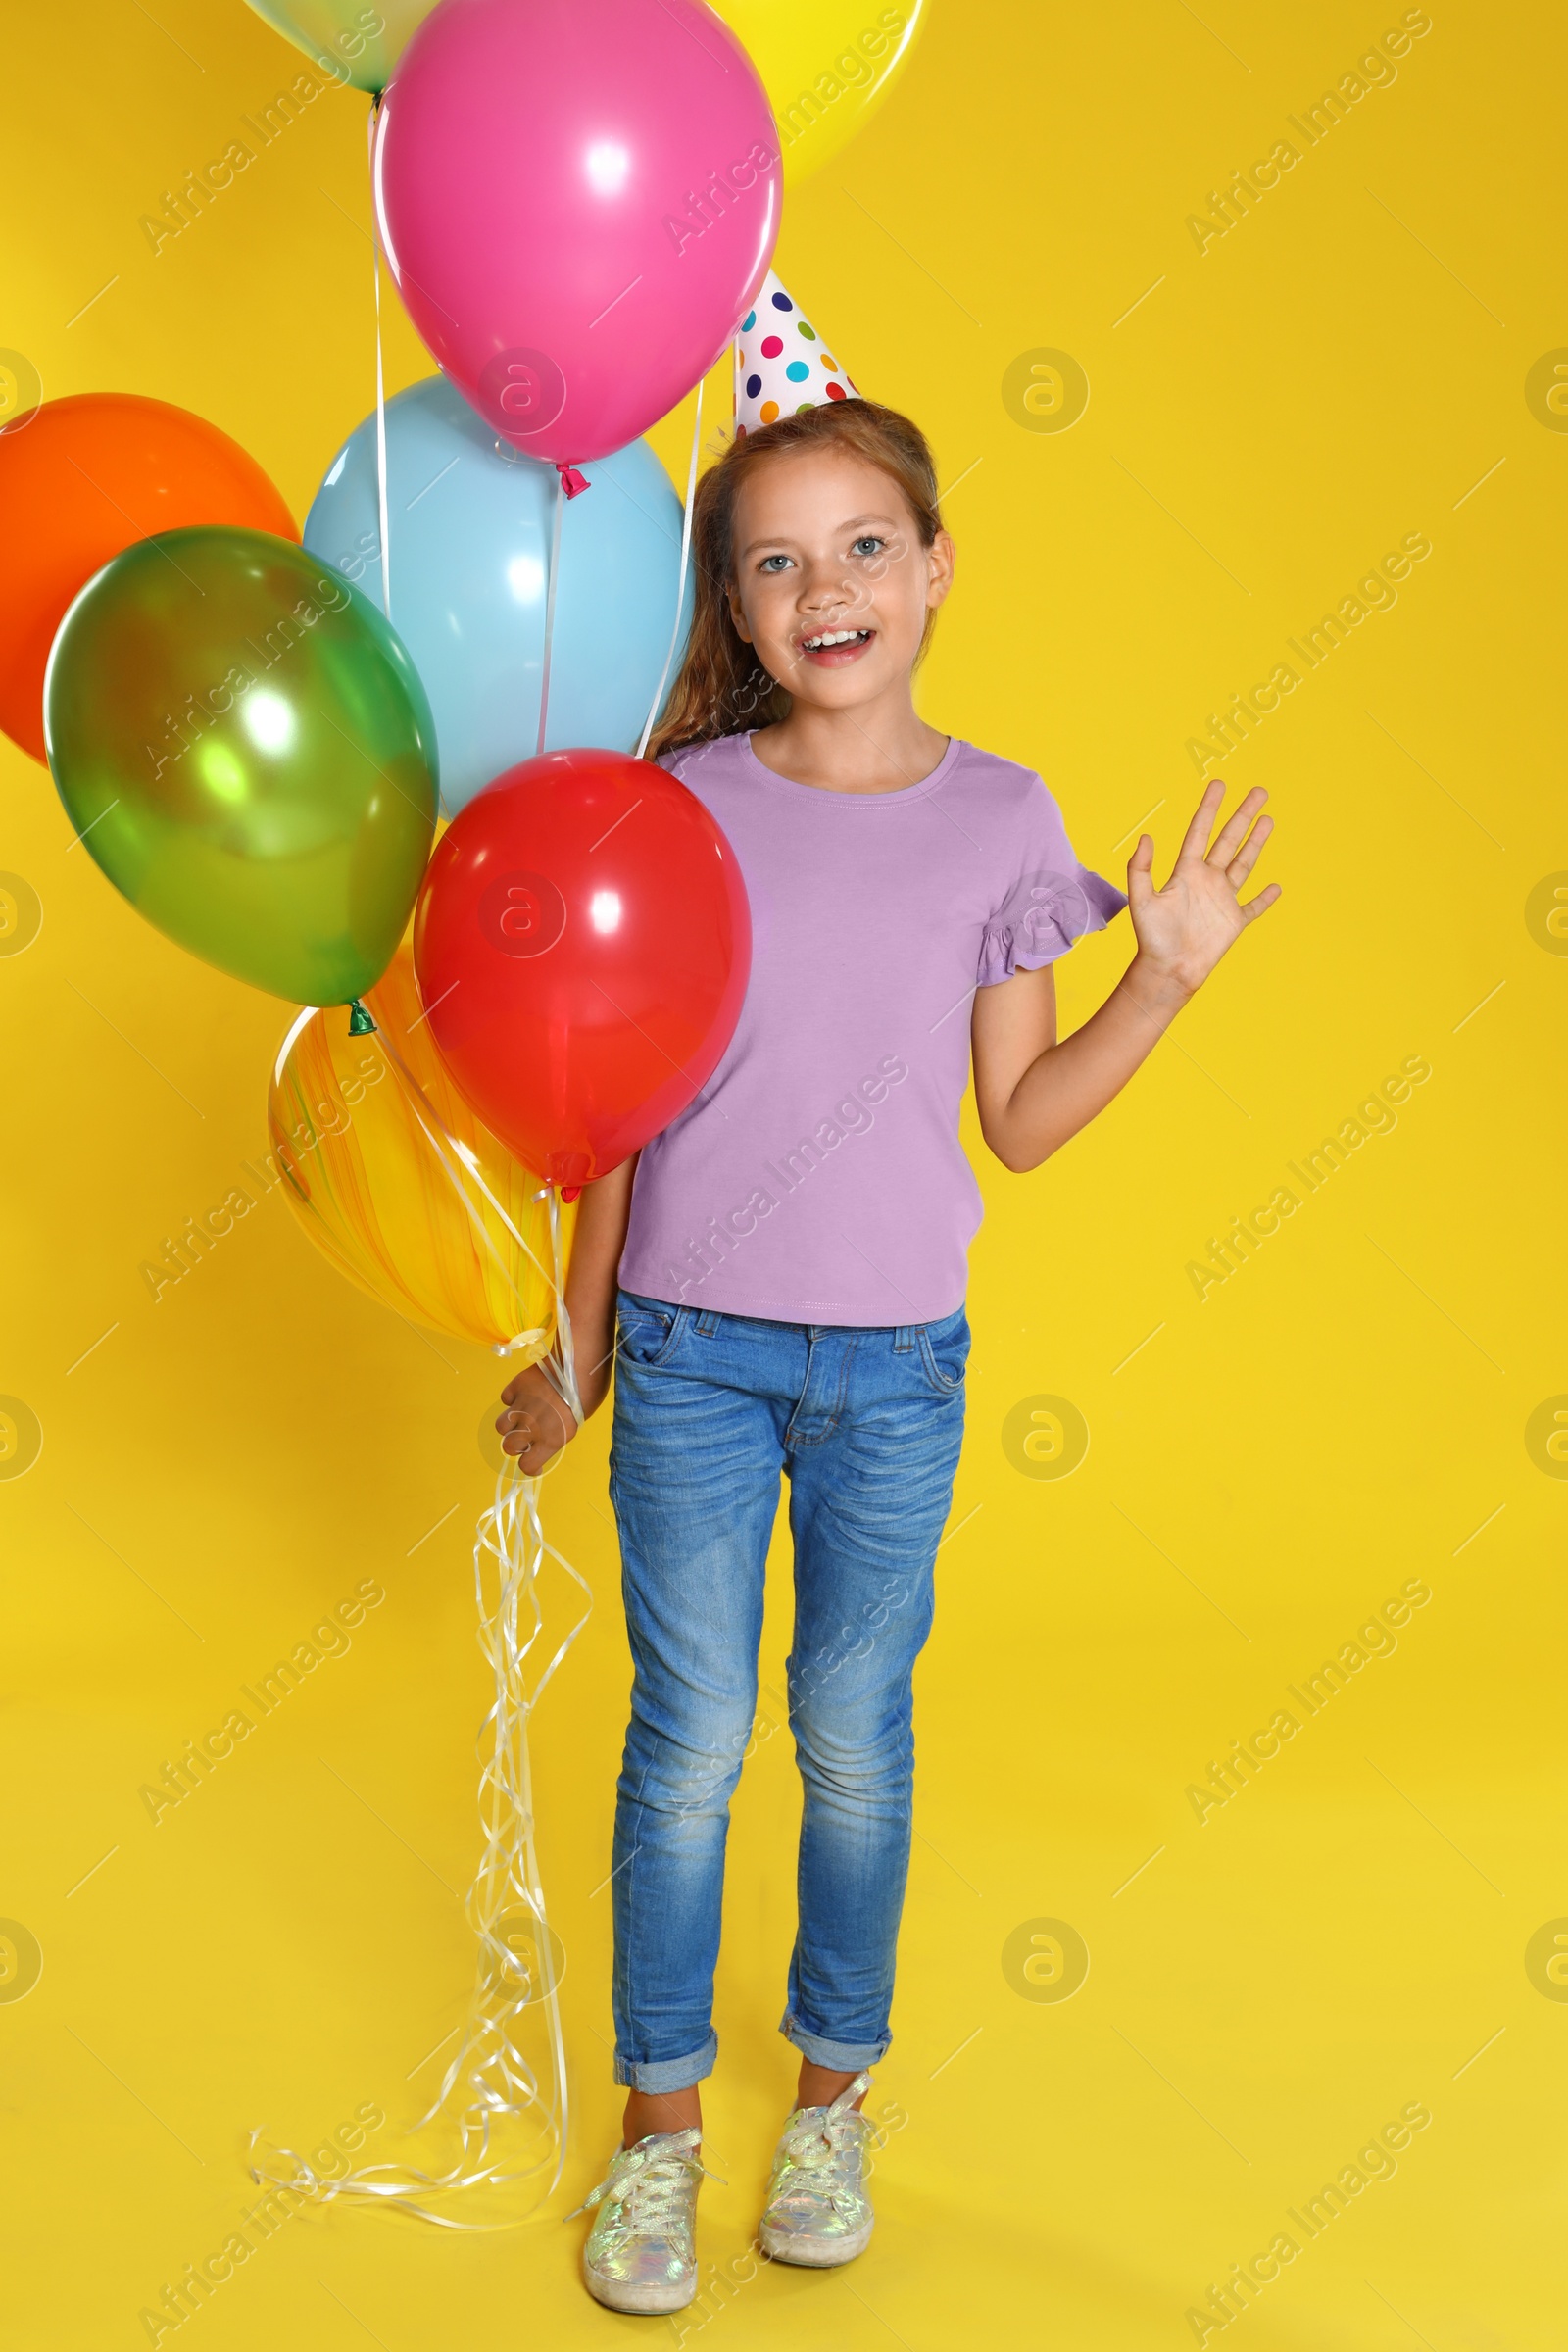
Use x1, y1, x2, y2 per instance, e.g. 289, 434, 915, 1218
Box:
977, 782, 1127, 987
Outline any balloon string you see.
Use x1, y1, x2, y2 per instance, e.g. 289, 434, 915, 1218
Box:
536, 472, 565, 758
636, 374, 704, 760
368, 98, 392, 623
248, 1210, 590, 2229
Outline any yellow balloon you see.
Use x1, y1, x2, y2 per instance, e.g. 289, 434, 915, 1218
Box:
711, 0, 926, 187
268, 946, 567, 1357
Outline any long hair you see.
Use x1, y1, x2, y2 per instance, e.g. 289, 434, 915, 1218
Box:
647, 398, 944, 761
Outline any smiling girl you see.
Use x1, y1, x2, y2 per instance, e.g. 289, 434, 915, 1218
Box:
496, 398, 1279, 2314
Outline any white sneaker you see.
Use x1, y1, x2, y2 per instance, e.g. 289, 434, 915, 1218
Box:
759, 2072, 877, 2267
572, 2127, 710, 2314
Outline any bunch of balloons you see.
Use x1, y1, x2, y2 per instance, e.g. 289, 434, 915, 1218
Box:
0, 0, 922, 1348
245, 0, 925, 183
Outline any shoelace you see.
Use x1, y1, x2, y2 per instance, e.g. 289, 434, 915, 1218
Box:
774, 2079, 881, 2214
777, 2116, 867, 2201
566, 2131, 722, 2239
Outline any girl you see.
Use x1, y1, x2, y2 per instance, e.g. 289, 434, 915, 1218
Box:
496, 399, 1278, 2314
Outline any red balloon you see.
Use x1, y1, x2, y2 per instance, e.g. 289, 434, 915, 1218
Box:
413, 750, 751, 1188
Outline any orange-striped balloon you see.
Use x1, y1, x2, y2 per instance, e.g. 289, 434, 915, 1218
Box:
268, 945, 566, 1355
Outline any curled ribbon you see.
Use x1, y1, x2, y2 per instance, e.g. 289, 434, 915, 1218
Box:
249, 1056, 592, 2229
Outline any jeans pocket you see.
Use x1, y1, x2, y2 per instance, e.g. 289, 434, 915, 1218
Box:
915, 1312, 970, 1395
616, 1296, 684, 1369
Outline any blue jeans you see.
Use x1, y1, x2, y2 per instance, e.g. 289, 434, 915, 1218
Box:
607, 1291, 969, 2093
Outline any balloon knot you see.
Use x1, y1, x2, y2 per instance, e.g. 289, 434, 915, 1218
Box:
347, 999, 377, 1035
556, 465, 591, 500
559, 1184, 582, 1203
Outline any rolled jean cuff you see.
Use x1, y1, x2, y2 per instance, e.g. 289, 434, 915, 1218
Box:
613, 2033, 717, 2092
780, 2011, 890, 2072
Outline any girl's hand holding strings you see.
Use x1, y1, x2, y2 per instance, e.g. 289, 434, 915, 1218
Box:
497, 1345, 616, 1475
495, 1360, 580, 1477
494, 1160, 633, 1476
1125, 778, 1280, 1003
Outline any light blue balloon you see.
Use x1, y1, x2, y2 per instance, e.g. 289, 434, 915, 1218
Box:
303, 377, 693, 815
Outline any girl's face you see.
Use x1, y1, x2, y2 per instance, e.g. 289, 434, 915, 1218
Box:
726, 449, 954, 711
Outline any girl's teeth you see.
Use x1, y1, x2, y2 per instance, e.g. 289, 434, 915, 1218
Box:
806, 629, 867, 648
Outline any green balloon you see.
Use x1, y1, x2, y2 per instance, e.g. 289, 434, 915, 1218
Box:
46, 526, 437, 1006
244, 0, 439, 93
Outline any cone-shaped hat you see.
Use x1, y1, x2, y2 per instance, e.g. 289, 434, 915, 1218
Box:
734, 271, 861, 434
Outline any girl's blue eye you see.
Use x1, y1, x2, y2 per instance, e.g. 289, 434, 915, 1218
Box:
759, 554, 792, 572
852, 536, 885, 557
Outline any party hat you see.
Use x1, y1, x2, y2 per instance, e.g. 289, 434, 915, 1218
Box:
734, 271, 860, 435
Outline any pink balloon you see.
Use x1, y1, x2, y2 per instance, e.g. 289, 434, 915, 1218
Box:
374, 0, 781, 469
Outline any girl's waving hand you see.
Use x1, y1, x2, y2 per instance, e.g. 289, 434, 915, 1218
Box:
1127, 778, 1280, 995
973, 778, 1281, 1174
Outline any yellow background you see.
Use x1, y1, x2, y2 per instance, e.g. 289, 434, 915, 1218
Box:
4, 2, 1564, 2344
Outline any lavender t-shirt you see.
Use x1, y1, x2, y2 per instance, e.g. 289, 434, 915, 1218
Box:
618, 731, 1126, 1326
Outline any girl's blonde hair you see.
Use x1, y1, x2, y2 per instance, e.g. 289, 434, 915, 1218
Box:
647, 398, 944, 761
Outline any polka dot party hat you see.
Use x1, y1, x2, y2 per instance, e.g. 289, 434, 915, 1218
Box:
734, 270, 861, 435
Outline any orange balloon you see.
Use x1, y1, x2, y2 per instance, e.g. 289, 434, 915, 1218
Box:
0, 393, 297, 762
